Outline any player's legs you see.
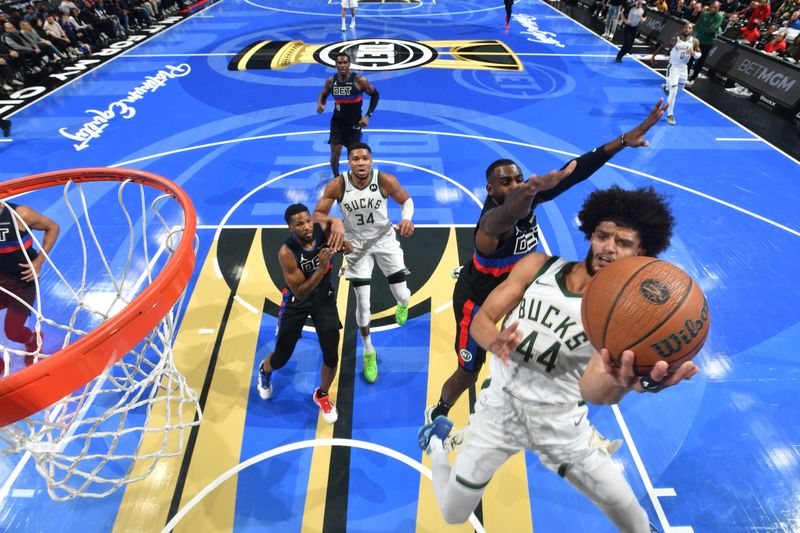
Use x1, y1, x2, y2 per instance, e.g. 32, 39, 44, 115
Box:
3, 284, 35, 347
310, 293, 342, 395
257, 300, 307, 399
330, 143, 343, 177
350, 7, 356, 28
373, 233, 410, 325
666, 66, 685, 124
429, 295, 486, 421
564, 452, 650, 532
344, 248, 378, 381
504, 0, 513, 27
340, 0, 346, 30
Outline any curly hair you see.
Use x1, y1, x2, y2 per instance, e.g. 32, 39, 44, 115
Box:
577, 186, 675, 256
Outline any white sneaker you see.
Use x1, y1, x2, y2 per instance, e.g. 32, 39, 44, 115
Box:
257, 366, 272, 400
313, 388, 338, 424
666, 115, 676, 126
350, 19, 355, 29
341, 21, 346, 31
684, 80, 694, 88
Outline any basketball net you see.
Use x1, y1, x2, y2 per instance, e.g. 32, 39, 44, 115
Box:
0, 169, 201, 501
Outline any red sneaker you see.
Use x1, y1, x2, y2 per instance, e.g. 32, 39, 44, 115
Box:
313, 388, 338, 424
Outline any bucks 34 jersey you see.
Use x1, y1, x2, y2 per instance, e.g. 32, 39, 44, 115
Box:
492, 256, 594, 404
338, 168, 393, 242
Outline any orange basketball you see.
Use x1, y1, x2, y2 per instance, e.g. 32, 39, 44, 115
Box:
580, 256, 709, 376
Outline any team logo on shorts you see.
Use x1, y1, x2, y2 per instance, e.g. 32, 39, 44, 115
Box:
459, 348, 473, 362
640, 278, 670, 305
369, 183, 378, 192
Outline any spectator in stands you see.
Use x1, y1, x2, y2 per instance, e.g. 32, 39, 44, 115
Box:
0, 48, 24, 93
1, 22, 47, 73
615, 0, 647, 62
59, 12, 93, 54
671, 0, 686, 16
756, 22, 779, 46
654, 0, 669, 11
763, 30, 788, 50
689, 1, 724, 83
784, 33, 800, 60
749, 0, 771, 22
43, 14, 74, 56
603, 0, 625, 39
688, 1, 704, 21
19, 20, 66, 63
782, 9, 800, 27
721, 0, 741, 14
59, 0, 79, 15
739, 18, 761, 42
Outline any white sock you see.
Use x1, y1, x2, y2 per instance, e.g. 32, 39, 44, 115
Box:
361, 333, 374, 354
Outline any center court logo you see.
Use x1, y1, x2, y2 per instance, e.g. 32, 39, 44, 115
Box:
229, 39, 523, 72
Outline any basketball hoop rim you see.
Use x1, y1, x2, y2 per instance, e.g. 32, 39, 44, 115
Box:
0, 168, 197, 428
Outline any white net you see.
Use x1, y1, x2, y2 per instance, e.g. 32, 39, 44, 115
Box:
0, 173, 201, 501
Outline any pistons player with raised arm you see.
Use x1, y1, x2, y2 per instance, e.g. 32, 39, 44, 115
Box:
313, 142, 414, 385
317, 52, 380, 178
256, 204, 351, 424
425, 99, 670, 425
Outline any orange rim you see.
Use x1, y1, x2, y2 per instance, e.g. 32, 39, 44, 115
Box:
0, 168, 196, 427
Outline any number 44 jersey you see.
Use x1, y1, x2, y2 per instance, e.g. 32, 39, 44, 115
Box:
338, 168, 394, 243
493, 256, 595, 405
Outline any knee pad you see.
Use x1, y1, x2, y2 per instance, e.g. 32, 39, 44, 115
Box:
319, 329, 340, 369
353, 283, 371, 328
387, 269, 406, 284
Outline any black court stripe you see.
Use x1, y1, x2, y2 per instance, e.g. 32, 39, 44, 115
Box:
165, 229, 254, 529
322, 289, 358, 533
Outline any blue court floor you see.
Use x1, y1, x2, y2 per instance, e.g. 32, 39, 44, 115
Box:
1, 1, 799, 531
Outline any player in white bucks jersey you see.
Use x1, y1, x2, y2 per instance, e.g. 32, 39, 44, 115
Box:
654, 23, 701, 125
419, 187, 700, 531
314, 142, 414, 384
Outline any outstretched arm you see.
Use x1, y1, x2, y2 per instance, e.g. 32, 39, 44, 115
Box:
313, 177, 346, 250
470, 252, 550, 363
379, 172, 414, 237
16, 205, 60, 282
579, 348, 700, 404
356, 75, 379, 128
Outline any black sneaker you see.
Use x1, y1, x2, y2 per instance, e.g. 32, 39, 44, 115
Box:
1, 119, 11, 138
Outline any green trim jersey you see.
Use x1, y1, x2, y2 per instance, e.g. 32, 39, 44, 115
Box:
338, 169, 392, 242
493, 256, 594, 404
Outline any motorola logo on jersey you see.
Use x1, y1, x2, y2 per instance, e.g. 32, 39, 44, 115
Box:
313, 39, 438, 71
369, 183, 378, 192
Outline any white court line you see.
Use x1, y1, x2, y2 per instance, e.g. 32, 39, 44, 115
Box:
537, 0, 800, 166
112, 129, 800, 239
653, 487, 677, 497
434, 300, 453, 314
197, 328, 215, 334
517, 52, 617, 57
122, 53, 235, 57
161, 437, 487, 533
233, 295, 259, 314
2, 0, 226, 120
243, 0, 504, 17
715, 137, 761, 142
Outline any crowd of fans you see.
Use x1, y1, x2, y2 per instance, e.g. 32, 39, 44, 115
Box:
0, 0, 186, 97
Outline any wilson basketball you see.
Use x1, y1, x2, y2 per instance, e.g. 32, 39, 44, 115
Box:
580, 256, 709, 376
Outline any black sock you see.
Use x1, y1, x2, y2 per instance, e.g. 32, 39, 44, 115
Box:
317, 389, 328, 398
431, 398, 452, 420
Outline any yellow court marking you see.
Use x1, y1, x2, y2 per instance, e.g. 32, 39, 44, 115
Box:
112, 238, 233, 533
300, 267, 349, 533
172, 231, 271, 532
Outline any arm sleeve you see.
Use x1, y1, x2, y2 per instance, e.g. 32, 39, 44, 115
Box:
533, 145, 612, 205
366, 89, 379, 116
400, 197, 414, 221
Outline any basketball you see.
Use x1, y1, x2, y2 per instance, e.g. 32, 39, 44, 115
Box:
580, 256, 709, 376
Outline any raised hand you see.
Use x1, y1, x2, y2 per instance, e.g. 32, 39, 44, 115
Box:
623, 98, 670, 148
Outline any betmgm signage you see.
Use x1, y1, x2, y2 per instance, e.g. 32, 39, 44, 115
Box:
706, 38, 800, 110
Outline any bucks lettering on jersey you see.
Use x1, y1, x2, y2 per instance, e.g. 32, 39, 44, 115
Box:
339, 169, 392, 241
492, 256, 593, 404
670, 36, 694, 67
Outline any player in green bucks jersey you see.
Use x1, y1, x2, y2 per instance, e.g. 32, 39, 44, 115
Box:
419, 186, 699, 531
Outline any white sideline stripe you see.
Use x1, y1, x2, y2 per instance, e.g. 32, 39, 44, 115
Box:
653, 487, 677, 497
10, 489, 34, 497
715, 137, 761, 142
0, 139, 12, 143
113, 129, 800, 238
197, 328, 215, 334
670, 527, 696, 532
233, 295, 259, 314
122, 53, 235, 57
517, 52, 617, 57
612, 404, 671, 531
536, 0, 800, 165
243, 0, 503, 17
197, 223, 475, 230
161, 438, 486, 533
434, 300, 453, 314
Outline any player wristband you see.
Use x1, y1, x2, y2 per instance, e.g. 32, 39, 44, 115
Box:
639, 373, 664, 391
400, 197, 414, 221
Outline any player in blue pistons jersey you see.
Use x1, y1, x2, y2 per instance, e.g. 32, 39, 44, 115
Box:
317, 52, 380, 178
426, 99, 670, 425
255, 203, 351, 424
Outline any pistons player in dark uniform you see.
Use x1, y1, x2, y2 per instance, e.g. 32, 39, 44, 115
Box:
256, 203, 351, 424
0, 201, 59, 369
317, 52, 380, 178
426, 99, 670, 424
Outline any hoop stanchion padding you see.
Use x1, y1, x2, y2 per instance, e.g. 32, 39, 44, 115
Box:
0, 168, 196, 427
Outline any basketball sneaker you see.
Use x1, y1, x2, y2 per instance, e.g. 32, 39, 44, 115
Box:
350, 19, 356, 29
395, 303, 408, 326
363, 351, 378, 383
418, 415, 453, 454
666, 115, 676, 126
341, 20, 346, 31
257, 365, 272, 400
313, 388, 338, 423
424, 404, 435, 425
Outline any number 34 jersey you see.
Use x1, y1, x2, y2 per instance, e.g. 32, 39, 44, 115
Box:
338, 168, 393, 243
493, 256, 595, 405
